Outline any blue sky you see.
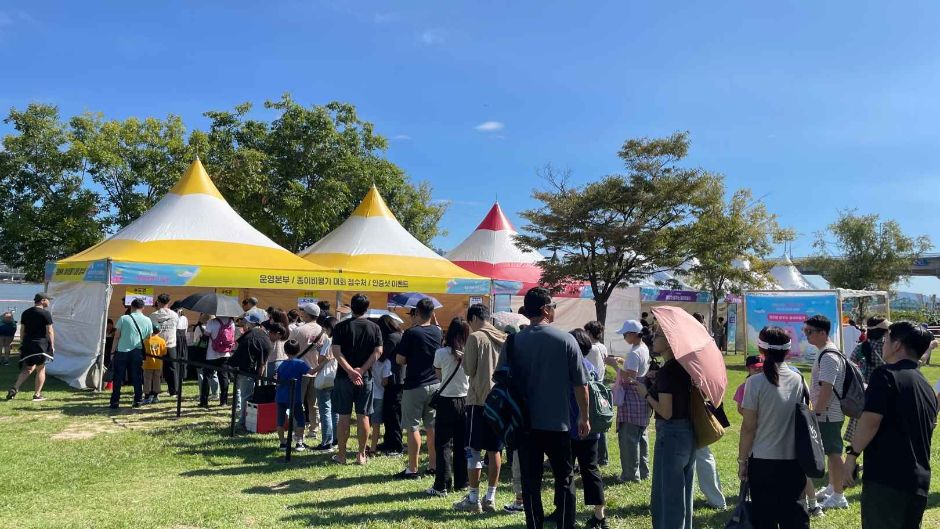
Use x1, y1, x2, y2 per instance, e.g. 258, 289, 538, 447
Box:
4, 1, 940, 293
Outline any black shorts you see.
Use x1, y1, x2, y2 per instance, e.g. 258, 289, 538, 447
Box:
20, 339, 51, 367
465, 405, 504, 452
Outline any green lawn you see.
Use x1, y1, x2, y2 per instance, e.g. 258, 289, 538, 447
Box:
1, 356, 938, 529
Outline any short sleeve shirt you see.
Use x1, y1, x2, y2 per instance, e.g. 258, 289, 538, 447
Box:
275, 359, 311, 405
433, 346, 470, 398
115, 312, 154, 352
863, 360, 938, 496
741, 365, 803, 460
332, 317, 382, 380
399, 325, 443, 389
625, 342, 651, 377
371, 359, 392, 400
651, 358, 692, 421
810, 344, 846, 422
587, 343, 608, 378
20, 306, 53, 342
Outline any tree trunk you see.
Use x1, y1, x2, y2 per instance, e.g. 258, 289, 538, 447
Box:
594, 297, 608, 326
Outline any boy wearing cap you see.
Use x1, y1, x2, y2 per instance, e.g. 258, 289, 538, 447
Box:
615, 319, 651, 483
7, 293, 55, 401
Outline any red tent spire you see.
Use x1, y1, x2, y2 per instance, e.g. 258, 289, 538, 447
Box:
476, 202, 514, 232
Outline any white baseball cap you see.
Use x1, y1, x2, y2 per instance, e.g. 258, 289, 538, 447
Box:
301, 302, 321, 318
617, 320, 643, 335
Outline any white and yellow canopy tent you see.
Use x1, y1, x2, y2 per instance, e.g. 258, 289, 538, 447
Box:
297, 186, 490, 323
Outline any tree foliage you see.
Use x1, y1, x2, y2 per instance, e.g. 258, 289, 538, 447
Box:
685, 187, 787, 328
516, 132, 722, 322
0, 97, 446, 279
810, 210, 932, 292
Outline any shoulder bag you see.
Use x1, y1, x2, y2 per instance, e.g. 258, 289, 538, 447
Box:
794, 381, 826, 478
429, 355, 463, 411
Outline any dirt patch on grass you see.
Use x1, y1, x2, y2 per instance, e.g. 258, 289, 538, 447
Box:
52, 422, 121, 440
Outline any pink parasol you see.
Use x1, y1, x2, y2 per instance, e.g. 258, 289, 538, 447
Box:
651, 306, 728, 405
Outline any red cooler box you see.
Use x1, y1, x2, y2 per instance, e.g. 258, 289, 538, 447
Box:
246, 402, 277, 434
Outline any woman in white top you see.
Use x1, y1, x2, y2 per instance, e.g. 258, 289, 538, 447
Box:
584, 320, 617, 467
428, 317, 471, 496
738, 326, 809, 528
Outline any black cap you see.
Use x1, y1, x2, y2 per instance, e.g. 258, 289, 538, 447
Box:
34, 292, 51, 303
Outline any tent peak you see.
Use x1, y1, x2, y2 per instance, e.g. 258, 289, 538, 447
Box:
477, 202, 515, 232
352, 186, 395, 219
169, 159, 224, 200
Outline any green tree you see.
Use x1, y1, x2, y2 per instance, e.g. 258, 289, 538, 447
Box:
516, 132, 722, 322
0, 104, 104, 281
810, 210, 932, 318
685, 188, 787, 331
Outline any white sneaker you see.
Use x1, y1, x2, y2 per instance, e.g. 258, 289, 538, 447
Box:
808, 505, 825, 517
820, 494, 848, 510
815, 485, 833, 501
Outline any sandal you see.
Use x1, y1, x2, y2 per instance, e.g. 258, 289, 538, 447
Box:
331, 454, 346, 465
356, 453, 368, 465
5, 388, 16, 400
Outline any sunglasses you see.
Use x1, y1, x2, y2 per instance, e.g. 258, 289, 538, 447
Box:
544, 302, 557, 310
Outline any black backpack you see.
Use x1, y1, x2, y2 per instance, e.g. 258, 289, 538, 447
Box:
483, 334, 528, 448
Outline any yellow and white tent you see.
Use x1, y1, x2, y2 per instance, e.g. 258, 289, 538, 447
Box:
298, 186, 489, 295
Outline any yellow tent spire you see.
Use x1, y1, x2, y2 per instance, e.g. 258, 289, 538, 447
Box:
351, 185, 395, 218
168, 158, 224, 200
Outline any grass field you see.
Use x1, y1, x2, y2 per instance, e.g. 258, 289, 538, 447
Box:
1, 356, 938, 529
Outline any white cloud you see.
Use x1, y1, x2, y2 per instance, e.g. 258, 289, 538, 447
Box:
391, 134, 412, 141
374, 12, 399, 23
474, 121, 505, 132
420, 28, 445, 45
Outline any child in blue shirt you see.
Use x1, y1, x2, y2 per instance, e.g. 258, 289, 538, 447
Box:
276, 339, 311, 452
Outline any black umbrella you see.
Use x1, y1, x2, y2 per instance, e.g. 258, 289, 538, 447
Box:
175, 292, 243, 318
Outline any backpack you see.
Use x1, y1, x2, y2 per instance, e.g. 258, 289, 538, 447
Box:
817, 347, 865, 418
587, 373, 614, 434
483, 334, 528, 448
210, 319, 236, 354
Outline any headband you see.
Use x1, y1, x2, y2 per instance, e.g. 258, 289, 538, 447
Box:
757, 338, 791, 351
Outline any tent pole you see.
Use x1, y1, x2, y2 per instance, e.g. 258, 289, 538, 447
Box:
96, 260, 112, 392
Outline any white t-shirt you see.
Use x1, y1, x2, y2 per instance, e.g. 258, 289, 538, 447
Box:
587, 343, 608, 376
810, 342, 846, 422
433, 346, 470, 398
372, 359, 392, 400
624, 341, 651, 378
177, 314, 189, 331
268, 339, 288, 363
205, 317, 234, 360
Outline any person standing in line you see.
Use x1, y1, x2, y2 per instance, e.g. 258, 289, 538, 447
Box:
689, 311, 727, 510
454, 303, 506, 514
6, 293, 55, 401
141, 327, 167, 404
200, 314, 236, 407
149, 294, 180, 396
332, 294, 383, 465
108, 298, 153, 409
509, 287, 590, 529
264, 323, 289, 384
615, 320, 651, 484
231, 312, 271, 431
845, 317, 888, 444
428, 317, 471, 496
312, 317, 339, 451
635, 324, 695, 529
173, 304, 189, 382
844, 321, 939, 529
289, 303, 325, 442
584, 320, 617, 467
377, 315, 405, 455
369, 353, 392, 456
738, 326, 810, 529
804, 315, 850, 510
0, 311, 16, 366
713, 317, 727, 352
395, 298, 443, 479
275, 339, 311, 452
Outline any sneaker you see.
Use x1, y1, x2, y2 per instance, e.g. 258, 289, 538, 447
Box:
425, 467, 436, 476
313, 442, 333, 451
808, 505, 825, 518
503, 502, 525, 513
31, 394, 46, 402
151, 396, 160, 404
820, 494, 848, 510
452, 494, 482, 513
815, 485, 833, 502
482, 498, 497, 513
586, 515, 610, 529
279, 441, 288, 450
141, 396, 152, 405
394, 469, 421, 480
132, 401, 142, 408
293, 443, 306, 452
426, 487, 448, 498
5, 388, 16, 400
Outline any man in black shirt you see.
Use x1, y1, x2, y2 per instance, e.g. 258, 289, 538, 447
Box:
395, 297, 444, 479
332, 293, 383, 465
845, 321, 939, 529
232, 312, 272, 430
7, 293, 55, 402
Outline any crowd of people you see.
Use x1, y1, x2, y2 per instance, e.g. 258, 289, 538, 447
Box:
3, 288, 940, 529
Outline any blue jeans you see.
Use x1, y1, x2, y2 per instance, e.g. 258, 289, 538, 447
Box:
110, 348, 144, 407
266, 361, 283, 384
318, 388, 338, 444
652, 419, 695, 529
695, 446, 726, 509
234, 374, 256, 426
618, 422, 650, 481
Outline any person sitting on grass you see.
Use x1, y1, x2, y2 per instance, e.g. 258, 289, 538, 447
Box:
142, 327, 167, 405
276, 339, 311, 452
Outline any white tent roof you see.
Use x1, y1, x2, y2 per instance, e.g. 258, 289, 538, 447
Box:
769, 255, 817, 290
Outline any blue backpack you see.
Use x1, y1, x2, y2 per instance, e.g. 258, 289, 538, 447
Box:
483, 334, 528, 447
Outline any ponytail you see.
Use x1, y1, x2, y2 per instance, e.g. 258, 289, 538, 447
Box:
758, 326, 791, 387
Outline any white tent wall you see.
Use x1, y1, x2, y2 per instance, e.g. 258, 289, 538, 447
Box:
553, 287, 642, 357
45, 281, 110, 389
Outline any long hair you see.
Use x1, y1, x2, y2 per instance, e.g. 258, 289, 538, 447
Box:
758, 326, 790, 386
570, 328, 593, 357
269, 308, 290, 329
377, 314, 402, 335
445, 317, 470, 354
